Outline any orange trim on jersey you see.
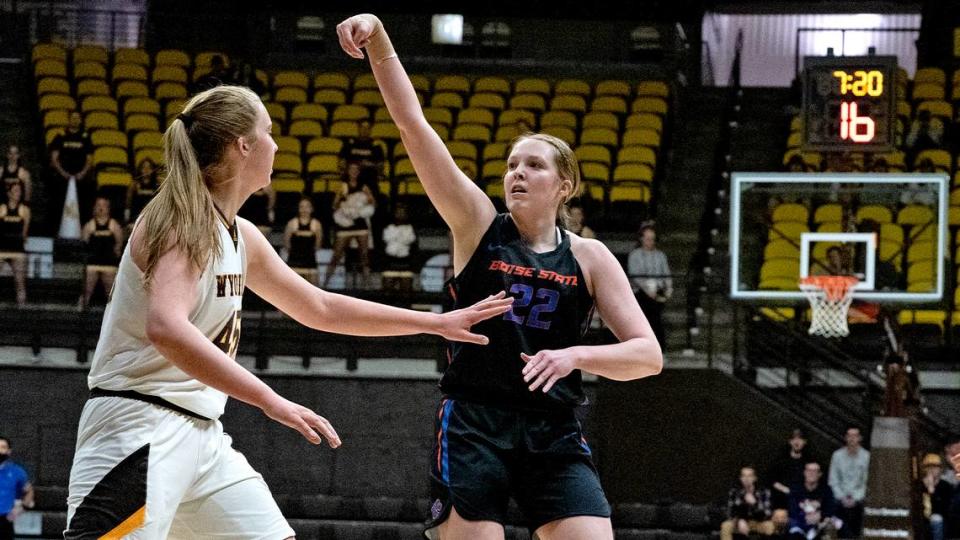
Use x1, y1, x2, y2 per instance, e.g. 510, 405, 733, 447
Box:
99, 505, 146, 539
435, 398, 448, 472
447, 283, 457, 301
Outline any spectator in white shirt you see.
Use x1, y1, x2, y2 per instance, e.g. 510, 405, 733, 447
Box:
627, 223, 671, 347
828, 426, 870, 538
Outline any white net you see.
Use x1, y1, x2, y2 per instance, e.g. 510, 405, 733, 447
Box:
799, 276, 859, 338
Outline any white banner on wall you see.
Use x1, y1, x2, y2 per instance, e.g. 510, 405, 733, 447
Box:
703, 12, 921, 87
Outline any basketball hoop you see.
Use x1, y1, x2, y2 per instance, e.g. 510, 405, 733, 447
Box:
799, 275, 860, 338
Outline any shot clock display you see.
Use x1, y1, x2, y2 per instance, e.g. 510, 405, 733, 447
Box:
802, 55, 897, 152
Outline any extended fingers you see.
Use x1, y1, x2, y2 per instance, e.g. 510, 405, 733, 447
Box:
295, 417, 322, 445
311, 414, 341, 448
336, 21, 365, 59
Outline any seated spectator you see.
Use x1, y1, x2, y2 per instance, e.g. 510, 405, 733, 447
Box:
81, 196, 123, 308
192, 55, 228, 93
0, 182, 29, 306
339, 120, 385, 177
0, 435, 35, 540
2, 144, 32, 203
769, 428, 813, 531
900, 159, 938, 206
905, 110, 944, 158
788, 461, 839, 540
919, 453, 953, 540
942, 437, 960, 488
324, 163, 374, 288
125, 158, 160, 225
49, 111, 94, 230
829, 426, 869, 538
284, 196, 322, 284
721, 466, 775, 539
567, 204, 596, 239
812, 245, 850, 276
230, 61, 267, 98
238, 185, 275, 235
382, 203, 417, 291
628, 222, 672, 347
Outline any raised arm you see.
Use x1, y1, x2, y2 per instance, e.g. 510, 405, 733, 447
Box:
240, 219, 511, 341
336, 14, 497, 259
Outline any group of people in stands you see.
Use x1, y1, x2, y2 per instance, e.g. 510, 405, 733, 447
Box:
721, 427, 960, 540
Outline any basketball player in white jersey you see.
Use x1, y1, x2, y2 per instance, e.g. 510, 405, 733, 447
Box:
63, 85, 513, 539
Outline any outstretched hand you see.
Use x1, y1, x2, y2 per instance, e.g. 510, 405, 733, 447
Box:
261, 395, 341, 448
437, 291, 513, 345
521, 348, 579, 393
336, 15, 378, 60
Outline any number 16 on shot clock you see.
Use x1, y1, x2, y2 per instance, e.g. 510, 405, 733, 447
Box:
839, 101, 874, 143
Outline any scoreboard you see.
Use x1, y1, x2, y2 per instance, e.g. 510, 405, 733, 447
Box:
802, 55, 897, 153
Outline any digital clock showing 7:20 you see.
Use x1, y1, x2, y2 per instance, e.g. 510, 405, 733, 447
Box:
802, 55, 897, 152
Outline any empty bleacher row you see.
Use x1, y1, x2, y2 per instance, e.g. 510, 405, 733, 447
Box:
31, 43, 671, 230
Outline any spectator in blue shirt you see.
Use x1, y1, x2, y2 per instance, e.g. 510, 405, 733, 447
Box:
788, 461, 839, 540
0, 436, 34, 540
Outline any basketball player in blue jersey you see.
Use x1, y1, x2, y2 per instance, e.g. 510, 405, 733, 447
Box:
63, 85, 513, 539
338, 15, 664, 540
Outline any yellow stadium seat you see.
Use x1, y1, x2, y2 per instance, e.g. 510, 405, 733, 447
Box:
906, 260, 935, 286
195, 51, 229, 69
353, 73, 378, 91
625, 113, 663, 133
549, 95, 586, 114
332, 104, 369, 123
760, 259, 800, 282
880, 223, 905, 244
915, 100, 953, 120
314, 72, 350, 91
950, 188, 960, 205
152, 66, 187, 85
115, 48, 149, 67
74, 61, 106, 80
155, 49, 190, 68
768, 222, 808, 241
272, 177, 305, 193
541, 111, 577, 130
77, 79, 111, 99
85, 111, 119, 130
907, 241, 935, 262
580, 128, 618, 147
313, 89, 347, 107
575, 145, 612, 166
371, 122, 400, 141
616, 146, 656, 168
290, 103, 327, 123
423, 107, 454, 127
125, 113, 160, 133
90, 129, 128, 149
915, 67, 946, 86
474, 76, 511, 95
494, 126, 523, 143
632, 96, 669, 117
580, 162, 609, 184
555, 79, 591, 97
764, 240, 800, 260
911, 83, 944, 101
856, 205, 893, 223
97, 170, 133, 188
636, 81, 669, 98
329, 120, 359, 138
622, 128, 661, 148
435, 75, 470, 94
582, 111, 619, 131
772, 203, 809, 223
93, 146, 128, 169
274, 135, 301, 156
790, 116, 803, 132
272, 153, 302, 177
468, 93, 506, 111
757, 278, 798, 291
816, 222, 842, 233
394, 158, 416, 178
612, 163, 654, 183
353, 89, 384, 107
898, 204, 935, 225
152, 82, 186, 101
609, 183, 648, 203
452, 124, 491, 143
485, 179, 505, 198
288, 120, 324, 138
898, 310, 945, 329
786, 132, 802, 149
914, 149, 951, 171
483, 142, 510, 162
264, 102, 287, 124
498, 109, 536, 130
408, 74, 431, 94
446, 141, 478, 162
813, 204, 842, 224
509, 93, 546, 112
581, 181, 605, 201
73, 45, 108, 65
590, 96, 627, 114
306, 137, 342, 156
164, 99, 187, 121
38, 93, 76, 112
43, 110, 70, 130
431, 92, 464, 110
430, 123, 450, 140
131, 131, 163, 152
373, 107, 393, 123
274, 87, 307, 104
32, 43, 66, 63
949, 206, 960, 226
45, 127, 65, 145
81, 96, 119, 115
37, 77, 70, 96
540, 126, 575, 146
112, 63, 148, 84
596, 80, 631, 98
515, 78, 551, 96
482, 159, 507, 181
34, 59, 67, 78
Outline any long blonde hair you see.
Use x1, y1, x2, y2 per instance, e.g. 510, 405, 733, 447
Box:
510, 132, 582, 228
138, 85, 261, 287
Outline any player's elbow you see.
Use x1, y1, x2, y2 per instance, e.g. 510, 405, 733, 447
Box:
145, 312, 179, 350
636, 337, 663, 378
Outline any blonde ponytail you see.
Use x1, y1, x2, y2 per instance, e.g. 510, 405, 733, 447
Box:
138, 85, 261, 288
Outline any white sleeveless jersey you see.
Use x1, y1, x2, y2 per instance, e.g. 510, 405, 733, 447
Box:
87, 220, 246, 419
